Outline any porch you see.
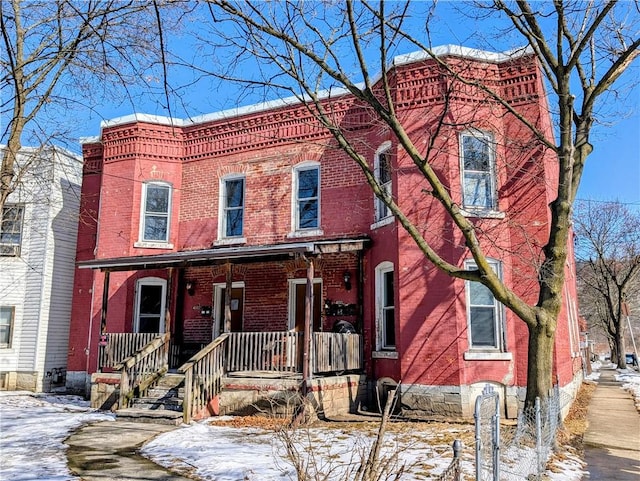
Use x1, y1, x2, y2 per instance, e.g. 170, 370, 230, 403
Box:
93, 330, 364, 423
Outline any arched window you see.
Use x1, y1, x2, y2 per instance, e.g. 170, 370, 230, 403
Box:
139, 182, 172, 243
460, 131, 496, 210
374, 142, 393, 222
219, 174, 245, 239
375, 261, 395, 350
292, 162, 320, 231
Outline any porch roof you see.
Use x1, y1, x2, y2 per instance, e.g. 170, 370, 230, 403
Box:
77, 237, 369, 272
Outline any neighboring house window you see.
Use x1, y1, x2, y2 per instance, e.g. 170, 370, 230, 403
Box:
460, 131, 496, 210
221, 176, 245, 238
0, 204, 24, 256
294, 163, 320, 230
376, 261, 395, 350
140, 182, 171, 243
374, 143, 392, 221
465, 259, 504, 350
134, 278, 166, 333
0, 306, 14, 348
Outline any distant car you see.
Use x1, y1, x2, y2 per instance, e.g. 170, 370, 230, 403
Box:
625, 353, 639, 369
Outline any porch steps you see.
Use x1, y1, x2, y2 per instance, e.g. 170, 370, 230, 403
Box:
115, 373, 185, 425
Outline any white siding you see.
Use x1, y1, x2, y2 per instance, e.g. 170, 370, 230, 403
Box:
0, 146, 82, 391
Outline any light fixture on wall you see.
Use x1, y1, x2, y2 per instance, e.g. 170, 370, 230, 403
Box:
186, 280, 196, 296
343, 271, 352, 291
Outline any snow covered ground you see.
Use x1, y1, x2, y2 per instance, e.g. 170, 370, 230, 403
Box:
0, 392, 114, 481
1, 364, 638, 481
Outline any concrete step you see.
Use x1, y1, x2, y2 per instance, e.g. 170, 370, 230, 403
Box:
115, 408, 183, 425
132, 396, 183, 412
147, 387, 183, 398
156, 373, 185, 389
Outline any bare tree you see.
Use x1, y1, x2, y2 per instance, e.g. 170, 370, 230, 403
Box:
574, 201, 640, 368
0, 0, 186, 212
183, 0, 639, 405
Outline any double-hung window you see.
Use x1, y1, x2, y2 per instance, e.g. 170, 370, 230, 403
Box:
1, 204, 24, 256
376, 262, 395, 350
374, 143, 393, 221
461, 131, 496, 210
294, 164, 320, 231
221, 176, 245, 238
465, 259, 504, 350
0, 306, 14, 348
140, 182, 171, 243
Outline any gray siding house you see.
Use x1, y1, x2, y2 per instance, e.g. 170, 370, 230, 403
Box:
0, 146, 82, 392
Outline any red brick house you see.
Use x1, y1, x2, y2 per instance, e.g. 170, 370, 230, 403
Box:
66, 46, 582, 420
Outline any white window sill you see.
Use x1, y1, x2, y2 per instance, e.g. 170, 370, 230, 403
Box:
372, 350, 399, 359
287, 229, 324, 239
370, 216, 394, 230
464, 351, 513, 361
461, 209, 505, 219
134, 241, 174, 249
214, 237, 247, 246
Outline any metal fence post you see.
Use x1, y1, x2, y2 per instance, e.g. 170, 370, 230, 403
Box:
536, 397, 542, 477
493, 391, 500, 481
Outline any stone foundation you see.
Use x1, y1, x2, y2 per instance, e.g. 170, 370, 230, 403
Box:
219, 374, 367, 420
90, 372, 121, 411
0, 371, 38, 392
66, 371, 91, 397
400, 382, 520, 420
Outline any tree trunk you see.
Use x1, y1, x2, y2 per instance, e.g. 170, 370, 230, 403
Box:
614, 332, 627, 368
525, 320, 555, 407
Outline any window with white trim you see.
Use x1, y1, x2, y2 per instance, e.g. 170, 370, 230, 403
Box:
460, 131, 496, 210
1, 204, 24, 256
376, 261, 395, 350
0, 306, 14, 348
134, 278, 166, 333
220, 176, 245, 238
465, 259, 504, 350
140, 182, 171, 243
293, 164, 320, 230
374, 143, 392, 221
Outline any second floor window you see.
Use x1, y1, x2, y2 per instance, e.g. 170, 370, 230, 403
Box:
1, 204, 24, 256
222, 177, 245, 238
461, 132, 496, 210
141, 183, 171, 243
375, 144, 392, 221
295, 165, 319, 230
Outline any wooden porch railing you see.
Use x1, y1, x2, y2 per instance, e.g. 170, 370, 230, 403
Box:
99, 332, 159, 369
313, 332, 362, 374
226, 331, 303, 372
116, 333, 170, 409
179, 334, 229, 424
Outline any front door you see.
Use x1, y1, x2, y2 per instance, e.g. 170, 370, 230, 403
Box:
134, 278, 166, 333
214, 284, 245, 336
290, 280, 322, 332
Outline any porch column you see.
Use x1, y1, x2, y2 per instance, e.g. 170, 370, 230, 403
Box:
302, 257, 314, 386
224, 263, 233, 333
100, 270, 110, 334
164, 267, 173, 334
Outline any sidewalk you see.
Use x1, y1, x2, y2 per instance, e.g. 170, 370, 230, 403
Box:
583, 366, 640, 480
66, 420, 191, 481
